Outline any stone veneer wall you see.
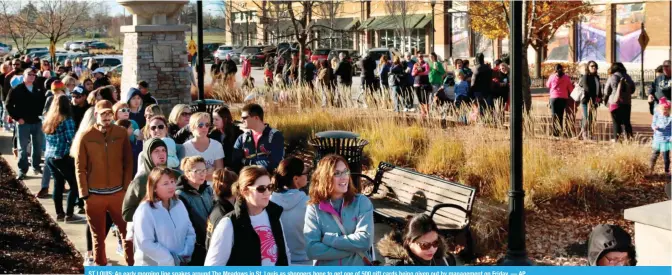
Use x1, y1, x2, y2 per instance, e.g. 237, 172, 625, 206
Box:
121, 31, 191, 113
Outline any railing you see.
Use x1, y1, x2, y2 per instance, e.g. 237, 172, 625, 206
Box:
530, 69, 659, 95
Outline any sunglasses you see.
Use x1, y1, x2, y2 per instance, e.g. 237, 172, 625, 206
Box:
198, 122, 211, 128
415, 240, 440, 250
150, 124, 166, 131
13, 63, 21, 66
190, 168, 207, 174
118, 108, 130, 113
249, 184, 276, 193
27, 74, 36, 77
73, 94, 83, 99
181, 112, 193, 117
333, 169, 350, 178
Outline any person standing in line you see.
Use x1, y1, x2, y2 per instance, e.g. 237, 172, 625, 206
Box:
182, 112, 224, 183
167, 104, 193, 144
5, 68, 46, 180
412, 53, 431, 118
204, 166, 290, 266
402, 52, 416, 112
232, 104, 285, 173
270, 157, 311, 265
470, 53, 493, 118
125, 87, 147, 129
317, 60, 334, 107
222, 53, 238, 91
70, 85, 90, 129
334, 52, 353, 94
205, 168, 238, 251
304, 154, 374, 266
176, 156, 214, 266
428, 53, 445, 115
378, 55, 391, 91
137, 81, 158, 110
209, 106, 243, 168
0, 61, 10, 131
604, 62, 636, 141
358, 52, 377, 105
132, 168, 196, 266
92, 68, 110, 90
304, 55, 316, 91
377, 214, 457, 266
649, 60, 671, 109
75, 100, 134, 266
546, 64, 574, 137
388, 56, 405, 113
578, 61, 602, 140
650, 98, 672, 175
43, 95, 85, 223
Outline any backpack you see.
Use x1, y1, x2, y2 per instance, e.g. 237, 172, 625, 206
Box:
609, 76, 630, 105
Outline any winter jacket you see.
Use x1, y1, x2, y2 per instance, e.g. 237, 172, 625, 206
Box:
378, 62, 391, 87
334, 61, 353, 86
546, 73, 574, 99
470, 54, 493, 97
412, 61, 430, 87
208, 126, 244, 168
649, 74, 671, 101
304, 61, 317, 82
604, 72, 636, 105
651, 110, 672, 145
587, 224, 636, 266
72, 103, 90, 130
204, 199, 290, 266
169, 123, 193, 145
176, 175, 214, 266
377, 230, 456, 266
270, 189, 310, 264
75, 124, 134, 198
232, 125, 285, 173
241, 59, 251, 78
579, 74, 602, 105
123, 138, 183, 222
304, 194, 374, 266
5, 82, 47, 124
132, 199, 196, 266
492, 71, 509, 100
404, 60, 416, 86
359, 55, 377, 82
429, 61, 446, 85
388, 64, 405, 87
141, 92, 158, 109
205, 197, 235, 251
126, 88, 147, 128
0, 74, 5, 102
223, 60, 237, 76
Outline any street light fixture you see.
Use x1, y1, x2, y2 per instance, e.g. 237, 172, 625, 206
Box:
430, 0, 436, 53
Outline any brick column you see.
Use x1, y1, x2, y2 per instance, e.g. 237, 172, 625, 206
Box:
605, 4, 615, 64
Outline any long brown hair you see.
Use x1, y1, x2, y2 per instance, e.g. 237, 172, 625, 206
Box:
43, 95, 72, 134
232, 166, 269, 200
308, 154, 358, 205
144, 167, 179, 208
213, 168, 238, 201
212, 105, 237, 144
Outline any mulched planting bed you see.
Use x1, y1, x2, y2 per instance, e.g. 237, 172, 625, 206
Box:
0, 157, 83, 274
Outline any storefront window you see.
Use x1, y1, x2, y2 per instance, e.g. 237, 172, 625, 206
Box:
546, 24, 571, 61
452, 12, 469, 58
615, 3, 645, 63
342, 32, 353, 49
577, 5, 607, 62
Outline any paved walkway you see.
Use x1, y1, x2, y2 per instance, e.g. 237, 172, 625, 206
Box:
0, 130, 392, 266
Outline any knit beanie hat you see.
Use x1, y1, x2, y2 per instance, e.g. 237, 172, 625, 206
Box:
51, 80, 65, 92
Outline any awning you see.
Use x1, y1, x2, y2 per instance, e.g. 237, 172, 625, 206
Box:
358, 17, 376, 30
313, 18, 358, 31
364, 14, 428, 30
415, 15, 432, 29
343, 18, 360, 30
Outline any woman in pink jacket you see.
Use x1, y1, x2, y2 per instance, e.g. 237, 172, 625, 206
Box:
546, 64, 574, 137
412, 54, 431, 118
241, 56, 252, 80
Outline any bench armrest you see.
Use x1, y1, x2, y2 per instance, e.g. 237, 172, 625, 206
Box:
351, 173, 376, 196
430, 203, 472, 220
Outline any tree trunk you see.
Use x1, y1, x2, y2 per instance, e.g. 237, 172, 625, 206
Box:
534, 46, 542, 79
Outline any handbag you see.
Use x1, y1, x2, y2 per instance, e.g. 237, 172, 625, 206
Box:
570, 83, 584, 102
329, 213, 374, 266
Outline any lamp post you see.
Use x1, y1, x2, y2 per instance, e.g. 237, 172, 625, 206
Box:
498, 0, 533, 266
196, 0, 205, 111
430, 0, 436, 53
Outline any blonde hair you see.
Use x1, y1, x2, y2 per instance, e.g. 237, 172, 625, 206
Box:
62, 75, 78, 87
168, 104, 190, 125
87, 90, 99, 105
180, 156, 205, 172
188, 112, 211, 136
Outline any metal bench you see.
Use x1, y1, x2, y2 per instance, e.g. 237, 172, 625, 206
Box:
355, 162, 477, 258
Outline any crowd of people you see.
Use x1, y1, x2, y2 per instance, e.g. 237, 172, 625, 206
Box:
0, 49, 663, 267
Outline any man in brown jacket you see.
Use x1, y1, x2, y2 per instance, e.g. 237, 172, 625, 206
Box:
76, 100, 134, 266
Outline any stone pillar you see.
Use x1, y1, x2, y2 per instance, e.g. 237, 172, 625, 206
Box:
624, 201, 671, 266
118, 0, 191, 112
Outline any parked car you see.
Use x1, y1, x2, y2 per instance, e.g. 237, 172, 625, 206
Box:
0, 43, 11, 56
203, 43, 221, 62
214, 45, 235, 61
87, 42, 115, 50
367, 47, 401, 67
311, 48, 331, 62
25, 47, 49, 56
83, 55, 123, 70
109, 64, 123, 76
28, 50, 49, 59
69, 41, 87, 51
328, 49, 361, 75
241, 46, 268, 67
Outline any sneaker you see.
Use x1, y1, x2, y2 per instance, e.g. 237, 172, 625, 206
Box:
409, 108, 416, 112
78, 208, 86, 214
33, 168, 42, 175
56, 213, 65, 222
83, 257, 94, 266
17, 173, 26, 180
65, 214, 86, 223
35, 188, 49, 198
402, 108, 408, 112
116, 242, 124, 257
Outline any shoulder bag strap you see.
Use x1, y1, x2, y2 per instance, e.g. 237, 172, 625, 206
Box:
329, 213, 373, 266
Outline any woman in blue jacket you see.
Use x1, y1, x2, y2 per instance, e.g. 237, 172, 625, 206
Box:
304, 154, 374, 266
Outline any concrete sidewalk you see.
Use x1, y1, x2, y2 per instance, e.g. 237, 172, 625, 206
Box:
0, 130, 392, 266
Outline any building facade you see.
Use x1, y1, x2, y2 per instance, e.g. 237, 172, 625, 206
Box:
224, 0, 670, 69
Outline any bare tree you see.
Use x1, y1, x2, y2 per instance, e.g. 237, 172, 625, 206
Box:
17, 0, 91, 61
314, 0, 343, 48
384, 1, 418, 54
0, 0, 39, 54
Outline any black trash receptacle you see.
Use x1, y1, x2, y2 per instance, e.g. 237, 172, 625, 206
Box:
309, 131, 369, 189
190, 99, 226, 113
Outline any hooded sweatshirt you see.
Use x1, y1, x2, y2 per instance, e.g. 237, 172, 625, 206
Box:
270, 189, 310, 264
587, 224, 637, 266
126, 88, 146, 128
377, 230, 456, 266
176, 175, 214, 266
470, 53, 493, 97
132, 199, 196, 266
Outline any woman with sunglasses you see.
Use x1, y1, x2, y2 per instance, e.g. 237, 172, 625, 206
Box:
176, 156, 214, 266
578, 61, 602, 140
168, 104, 193, 144
113, 101, 143, 174
304, 154, 374, 266
140, 115, 179, 172
377, 214, 457, 266
205, 166, 291, 266
208, 106, 242, 168
270, 157, 310, 265
183, 112, 224, 184
39, 60, 56, 78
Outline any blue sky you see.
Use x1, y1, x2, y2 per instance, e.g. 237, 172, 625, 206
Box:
108, 0, 223, 16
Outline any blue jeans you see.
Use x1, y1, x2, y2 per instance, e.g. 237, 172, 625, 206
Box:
390, 85, 401, 112
580, 103, 595, 137
47, 156, 79, 215
16, 122, 44, 173
41, 161, 52, 189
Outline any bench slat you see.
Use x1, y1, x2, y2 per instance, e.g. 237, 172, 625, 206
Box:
371, 198, 465, 229
381, 175, 472, 206
379, 179, 471, 218
385, 168, 475, 199
380, 186, 468, 224
381, 172, 473, 205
